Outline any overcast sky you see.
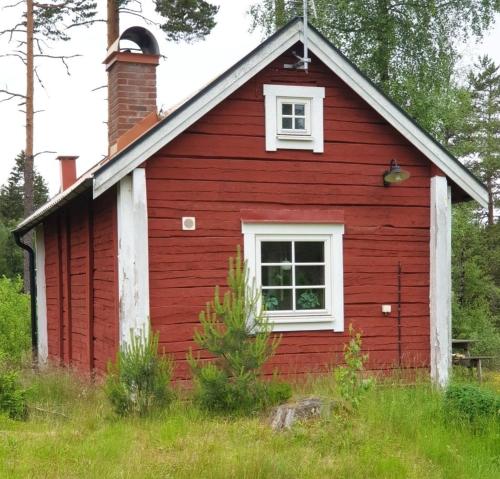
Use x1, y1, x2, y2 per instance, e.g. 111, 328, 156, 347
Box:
1, 1, 499, 196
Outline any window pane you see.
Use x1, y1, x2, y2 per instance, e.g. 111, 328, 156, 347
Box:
295, 242, 324, 263
295, 266, 324, 286
261, 242, 292, 263
294, 103, 305, 115
294, 117, 305, 130
282, 117, 293, 129
296, 289, 325, 310
263, 289, 292, 311
281, 103, 293, 115
261, 266, 292, 286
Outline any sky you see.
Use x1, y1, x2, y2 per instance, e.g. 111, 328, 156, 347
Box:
1, 1, 499, 196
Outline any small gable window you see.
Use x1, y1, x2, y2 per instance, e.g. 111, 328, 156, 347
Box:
264, 84, 325, 153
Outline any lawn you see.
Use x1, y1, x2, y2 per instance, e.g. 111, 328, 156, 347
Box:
0, 369, 498, 479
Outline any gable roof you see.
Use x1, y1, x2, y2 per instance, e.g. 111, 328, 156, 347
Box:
15, 18, 488, 235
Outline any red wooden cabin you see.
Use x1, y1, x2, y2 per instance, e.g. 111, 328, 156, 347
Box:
15, 20, 488, 386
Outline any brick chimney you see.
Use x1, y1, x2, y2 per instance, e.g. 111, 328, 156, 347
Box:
56, 155, 78, 191
104, 27, 160, 153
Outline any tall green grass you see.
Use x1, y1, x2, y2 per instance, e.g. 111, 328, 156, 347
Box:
0, 368, 498, 479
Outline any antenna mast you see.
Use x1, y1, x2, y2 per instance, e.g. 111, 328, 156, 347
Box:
284, 0, 312, 71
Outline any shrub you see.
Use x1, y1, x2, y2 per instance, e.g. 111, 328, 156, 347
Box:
105, 328, 174, 416
444, 383, 500, 422
0, 276, 31, 364
334, 324, 373, 409
188, 248, 291, 414
0, 356, 29, 420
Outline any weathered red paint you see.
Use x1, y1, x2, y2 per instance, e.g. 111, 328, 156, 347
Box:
41, 47, 432, 380
44, 190, 118, 372
145, 50, 431, 380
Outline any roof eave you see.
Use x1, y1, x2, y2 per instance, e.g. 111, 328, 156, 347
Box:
13, 178, 93, 236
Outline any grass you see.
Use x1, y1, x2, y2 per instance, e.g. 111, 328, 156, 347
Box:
0, 368, 498, 479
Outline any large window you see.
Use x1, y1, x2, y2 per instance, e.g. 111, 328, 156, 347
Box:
242, 223, 344, 332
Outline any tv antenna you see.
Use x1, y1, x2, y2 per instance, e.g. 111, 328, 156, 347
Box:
284, 0, 316, 72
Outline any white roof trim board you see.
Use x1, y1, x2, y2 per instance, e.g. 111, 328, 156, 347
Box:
16, 18, 488, 234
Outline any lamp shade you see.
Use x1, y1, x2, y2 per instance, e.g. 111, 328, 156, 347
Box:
383, 160, 410, 186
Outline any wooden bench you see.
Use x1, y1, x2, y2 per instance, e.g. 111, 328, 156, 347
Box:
452, 355, 495, 382
451, 339, 496, 382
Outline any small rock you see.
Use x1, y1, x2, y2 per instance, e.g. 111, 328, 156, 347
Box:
270, 397, 332, 431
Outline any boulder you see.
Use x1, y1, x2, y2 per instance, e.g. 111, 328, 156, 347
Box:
270, 397, 332, 431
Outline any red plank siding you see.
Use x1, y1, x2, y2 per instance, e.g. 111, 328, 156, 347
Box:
92, 189, 119, 372
146, 49, 431, 380
43, 190, 118, 372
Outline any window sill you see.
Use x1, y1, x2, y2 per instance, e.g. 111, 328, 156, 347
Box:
265, 313, 340, 332
276, 134, 313, 142
268, 318, 339, 332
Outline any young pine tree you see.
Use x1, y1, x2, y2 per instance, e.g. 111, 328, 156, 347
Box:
188, 248, 290, 413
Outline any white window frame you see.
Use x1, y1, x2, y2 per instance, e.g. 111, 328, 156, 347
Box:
263, 84, 325, 153
277, 98, 311, 136
242, 223, 344, 332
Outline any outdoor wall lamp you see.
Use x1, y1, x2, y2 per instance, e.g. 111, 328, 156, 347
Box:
383, 159, 410, 186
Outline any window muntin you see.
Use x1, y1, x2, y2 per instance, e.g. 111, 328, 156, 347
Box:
277, 99, 311, 135
242, 222, 344, 332
255, 234, 333, 322
260, 240, 326, 312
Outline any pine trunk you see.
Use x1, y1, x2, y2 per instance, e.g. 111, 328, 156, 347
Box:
487, 179, 494, 226
107, 0, 119, 48
23, 0, 35, 293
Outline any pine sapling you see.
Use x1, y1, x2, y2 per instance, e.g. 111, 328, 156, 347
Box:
188, 247, 290, 413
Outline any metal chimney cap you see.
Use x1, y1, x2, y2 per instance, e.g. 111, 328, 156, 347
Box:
119, 26, 160, 55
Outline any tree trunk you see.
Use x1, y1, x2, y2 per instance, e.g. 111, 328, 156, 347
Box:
107, 0, 120, 48
374, 0, 392, 88
23, 0, 35, 293
274, 0, 286, 30
487, 179, 494, 226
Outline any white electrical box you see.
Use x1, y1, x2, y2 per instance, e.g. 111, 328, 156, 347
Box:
182, 217, 196, 231
382, 304, 392, 315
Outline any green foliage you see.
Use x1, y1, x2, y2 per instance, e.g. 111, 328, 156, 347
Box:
297, 290, 320, 309
334, 324, 372, 409
0, 277, 31, 364
154, 0, 219, 42
32, 1, 97, 41
463, 55, 500, 224
106, 328, 173, 416
0, 152, 49, 224
0, 357, 29, 421
0, 152, 49, 279
0, 222, 23, 279
188, 361, 291, 413
188, 248, 290, 413
444, 383, 500, 422
452, 204, 500, 361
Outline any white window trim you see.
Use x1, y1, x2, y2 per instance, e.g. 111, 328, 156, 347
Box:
263, 84, 325, 153
242, 223, 344, 332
